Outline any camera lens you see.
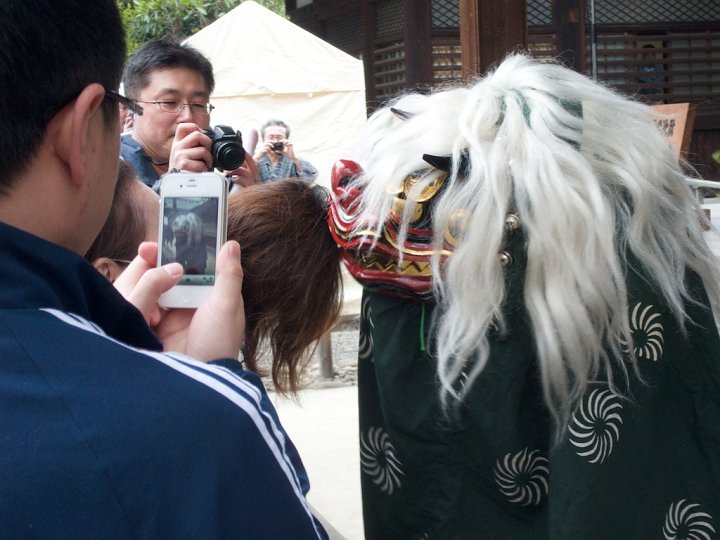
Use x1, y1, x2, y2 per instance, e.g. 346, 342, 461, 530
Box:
204, 126, 245, 171
214, 141, 245, 171
272, 142, 284, 152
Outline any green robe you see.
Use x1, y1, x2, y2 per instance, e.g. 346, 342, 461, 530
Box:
358, 256, 720, 539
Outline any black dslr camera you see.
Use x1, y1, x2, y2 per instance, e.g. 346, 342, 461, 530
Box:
272, 141, 284, 152
203, 125, 245, 171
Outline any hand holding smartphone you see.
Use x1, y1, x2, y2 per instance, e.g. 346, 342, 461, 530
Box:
157, 171, 228, 308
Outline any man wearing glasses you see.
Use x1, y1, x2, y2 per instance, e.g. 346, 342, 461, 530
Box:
122, 40, 257, 188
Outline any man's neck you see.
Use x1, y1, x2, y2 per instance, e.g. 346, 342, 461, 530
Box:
132, 133, 169, 174
151, 161, 169, 176
268, 151, 281, 165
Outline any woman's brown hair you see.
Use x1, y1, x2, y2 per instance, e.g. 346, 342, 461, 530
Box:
227, 179, 343, 393
85, 160, 146, 264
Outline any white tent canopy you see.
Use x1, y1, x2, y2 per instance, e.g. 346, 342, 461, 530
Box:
184, 0, 367, 188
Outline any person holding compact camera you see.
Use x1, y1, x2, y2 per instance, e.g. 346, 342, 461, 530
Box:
121, 40, 258, 190
254, 119, 318, 183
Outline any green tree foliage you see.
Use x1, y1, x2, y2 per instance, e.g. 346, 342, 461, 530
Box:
119, 0, 286, 54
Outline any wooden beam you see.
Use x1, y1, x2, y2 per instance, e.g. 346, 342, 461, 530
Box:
461, 0, 527, 78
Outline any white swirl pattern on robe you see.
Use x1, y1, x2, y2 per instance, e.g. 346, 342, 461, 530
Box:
663, 499, 716, 540
627, 302, 665, 361
568, 388, 624, 464
493, 447, 549, 506
358, 294, 375, 363
360, 426, 404, 495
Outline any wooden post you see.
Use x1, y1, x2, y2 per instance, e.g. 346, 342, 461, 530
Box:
460, 0, 481, 79
460, 0, 527, 78
403, 0, 432, 87
317, 332, 334, 379
361, 1, 376, 108
553, 0, 587, 72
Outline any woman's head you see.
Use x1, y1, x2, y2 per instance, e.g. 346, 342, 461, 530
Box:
227, 179, 342, 393
86, 160, 159, 282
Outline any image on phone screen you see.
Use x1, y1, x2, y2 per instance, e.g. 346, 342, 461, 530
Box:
161, 196, 219, 286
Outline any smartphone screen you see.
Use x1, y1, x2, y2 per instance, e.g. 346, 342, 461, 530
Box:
157, 171, 227, 308
160, 196, 219, 286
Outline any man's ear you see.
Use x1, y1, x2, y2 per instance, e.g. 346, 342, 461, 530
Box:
53, 83, 106, 187
92, 257, 123, 283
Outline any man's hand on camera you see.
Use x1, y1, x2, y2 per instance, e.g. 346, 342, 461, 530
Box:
282, 140, 297, 160
252, 141, 272, 161
114, 241, 246, 362
168, 123, 213, 173
224, 155, 259, 188
276, 139, 304, 171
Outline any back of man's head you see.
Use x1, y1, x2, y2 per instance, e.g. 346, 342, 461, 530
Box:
0, 0, 125, 193
123, 40, 215, 100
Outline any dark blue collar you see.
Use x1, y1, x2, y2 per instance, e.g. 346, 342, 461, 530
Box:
120, 133, 161, 188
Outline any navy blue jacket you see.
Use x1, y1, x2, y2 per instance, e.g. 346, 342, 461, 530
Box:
0, 222, 327, 539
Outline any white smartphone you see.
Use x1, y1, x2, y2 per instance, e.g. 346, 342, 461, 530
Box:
157, 171, 228, 308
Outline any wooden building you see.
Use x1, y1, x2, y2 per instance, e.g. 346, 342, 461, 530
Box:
285, 0, 720, 178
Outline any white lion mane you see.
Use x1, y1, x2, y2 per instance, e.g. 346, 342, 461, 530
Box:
349, 53, 720, 425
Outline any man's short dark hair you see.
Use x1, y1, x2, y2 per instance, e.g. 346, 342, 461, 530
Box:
123, 41, 215, 100
261, 119, 291, 139
0, 0, 125, 194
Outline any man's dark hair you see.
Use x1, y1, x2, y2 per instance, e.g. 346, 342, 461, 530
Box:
85, 160, 149, 265
123, 41, 215, 100
261, 119, 291, 139
0, 0, 125, 193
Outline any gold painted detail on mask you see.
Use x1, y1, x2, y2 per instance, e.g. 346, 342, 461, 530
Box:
381, 227, 452, 258
330, 225, 381, 243
390, 173, 448, 224
444, 209, 468, 247
359, 253, 433, 277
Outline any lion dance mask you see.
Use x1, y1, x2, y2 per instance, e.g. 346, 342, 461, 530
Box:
327, 53, 720, 539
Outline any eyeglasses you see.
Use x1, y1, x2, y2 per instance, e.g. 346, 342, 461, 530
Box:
134, 100, 214, 116
45, 87, 143, 121
105, 89, 143, 116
